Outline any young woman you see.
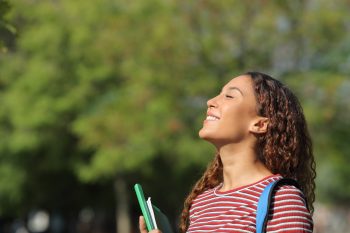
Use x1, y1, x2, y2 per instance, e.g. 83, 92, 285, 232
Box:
139, 72, 316, 233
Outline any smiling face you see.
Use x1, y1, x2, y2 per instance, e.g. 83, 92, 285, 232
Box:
199, 75, 266, 147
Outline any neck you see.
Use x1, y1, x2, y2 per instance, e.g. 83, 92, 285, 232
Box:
217, 142, 272, 191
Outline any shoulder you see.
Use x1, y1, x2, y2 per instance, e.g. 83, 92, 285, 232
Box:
259, 176, 308, 210
273, 184, 308, 208
266, 184, 313, 232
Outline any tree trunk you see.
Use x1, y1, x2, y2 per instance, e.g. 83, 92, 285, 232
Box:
114, 177, 131, 233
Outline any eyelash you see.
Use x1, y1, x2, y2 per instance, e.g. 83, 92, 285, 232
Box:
225, 95, 234, 98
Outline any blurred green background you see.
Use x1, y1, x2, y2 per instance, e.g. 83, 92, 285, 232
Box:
0, 0, 349, 232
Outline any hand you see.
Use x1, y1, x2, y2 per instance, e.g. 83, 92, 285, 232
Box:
139, 216, 162, 233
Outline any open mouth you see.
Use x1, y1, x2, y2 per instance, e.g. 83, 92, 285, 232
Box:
206, 115, 220, 121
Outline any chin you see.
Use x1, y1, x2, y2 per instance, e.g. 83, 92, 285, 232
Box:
198, 127, 208, 139
199, 129, 216, 142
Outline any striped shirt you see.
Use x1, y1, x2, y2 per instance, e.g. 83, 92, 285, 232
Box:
187, 175, 313, 233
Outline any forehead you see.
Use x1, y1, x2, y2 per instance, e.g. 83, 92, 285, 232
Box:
223, 75, 254, 94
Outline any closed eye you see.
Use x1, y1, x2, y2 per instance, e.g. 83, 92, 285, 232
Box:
225, 95, 234, 98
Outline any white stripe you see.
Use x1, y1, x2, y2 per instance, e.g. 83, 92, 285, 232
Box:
192, 214, 256, 224
273, 198, 304, 205
268, 227, 313, 233
191, 197, 255, 212
277, 185, 301, 191
192, 206, 243, 218
192, 213, 246, 222
188, 229, 252, 233
189, 223, 255, 232
268, 220, 312, 228
193, 194, 254, 207
244, 188, 262, 195
192, 201, 249, 213
269, 215, 313, 225
271, 204, 308, 212
236, 190, 260, 200
273, 193, 304, 200
270, 209, 311, 217
192, 206, 251, 219
193, 192, 215, 202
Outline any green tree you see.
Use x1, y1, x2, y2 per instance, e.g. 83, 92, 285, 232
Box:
0, 0, 15, 51
0, 0, 349, 232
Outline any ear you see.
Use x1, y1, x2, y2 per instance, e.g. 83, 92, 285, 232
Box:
249, 117, 269, 134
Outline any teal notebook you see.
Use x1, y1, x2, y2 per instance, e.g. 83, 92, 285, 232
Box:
134, 184, 174, 233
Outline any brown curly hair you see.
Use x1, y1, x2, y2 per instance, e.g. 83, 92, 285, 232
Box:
179, 71, 316, 233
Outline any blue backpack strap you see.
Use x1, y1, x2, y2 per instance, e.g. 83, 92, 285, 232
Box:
255, 178, 299, 233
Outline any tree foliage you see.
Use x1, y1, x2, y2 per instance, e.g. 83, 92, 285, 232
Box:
0, 0, 15, 51
0, 0, 349, 226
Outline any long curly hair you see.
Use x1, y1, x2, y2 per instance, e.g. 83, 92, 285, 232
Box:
179, 71, 316, 233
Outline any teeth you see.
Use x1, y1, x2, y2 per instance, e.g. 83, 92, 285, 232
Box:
206, 115, 219, 121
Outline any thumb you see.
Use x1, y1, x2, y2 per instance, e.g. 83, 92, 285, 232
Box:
139, 216, 148, 233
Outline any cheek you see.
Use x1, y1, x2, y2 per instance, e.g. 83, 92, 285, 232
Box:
222, 106, 252, 132
224, 104, 247, 121
222, 114, 247, 134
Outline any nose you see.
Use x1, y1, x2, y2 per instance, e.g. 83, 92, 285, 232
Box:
207, 95, 218, 108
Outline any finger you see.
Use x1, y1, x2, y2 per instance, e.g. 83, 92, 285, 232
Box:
139, 216, 147, 233
139, 216, 163, 233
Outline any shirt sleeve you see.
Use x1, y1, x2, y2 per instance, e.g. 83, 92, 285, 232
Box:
266, 185, 313, 233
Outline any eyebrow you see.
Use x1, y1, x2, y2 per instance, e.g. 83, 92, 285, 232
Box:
226, 86, 244, 96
